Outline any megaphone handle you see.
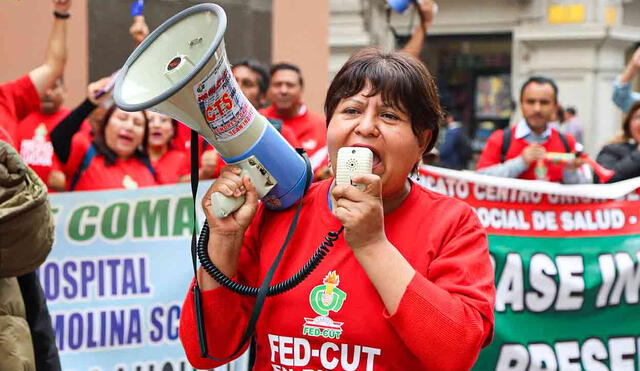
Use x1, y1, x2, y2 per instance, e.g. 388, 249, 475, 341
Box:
208, 155, 278, 218
211, 191, 246, 218
210, 168, 249, 218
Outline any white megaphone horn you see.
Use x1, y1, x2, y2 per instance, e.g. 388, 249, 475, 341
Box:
114, 4, 310, 217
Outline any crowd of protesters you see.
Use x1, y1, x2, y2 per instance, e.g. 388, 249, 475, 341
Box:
1, 0, 438, 193
2, 0, 640, 194
2, 1, 640, 370
432, 45, 640, 184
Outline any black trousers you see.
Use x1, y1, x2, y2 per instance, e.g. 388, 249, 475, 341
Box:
17, 271, 62, 371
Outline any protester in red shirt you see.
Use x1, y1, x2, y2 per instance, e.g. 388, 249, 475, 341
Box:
0, 75, 38, 150
51, 78, 158, 191
476, 76, 589, 183
233, 60, 300, 148
180, 48, 495, 370
260, 63, 326, 157
146, 111, 190, 184
16, 78, 70, 189
195, 60, 302, 181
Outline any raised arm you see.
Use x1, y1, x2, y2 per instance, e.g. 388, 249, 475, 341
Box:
619, 47, 640, 85
28, 0, 71, 100
613, 47, 640, 112
400, 0, 436, 58
50, 77, 111, 163
129, 16, 150, 46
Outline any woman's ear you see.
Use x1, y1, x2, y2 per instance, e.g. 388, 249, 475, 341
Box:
418, 129, 433, 155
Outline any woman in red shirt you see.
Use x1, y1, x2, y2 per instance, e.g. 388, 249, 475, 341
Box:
146, 111, 189, 184
66, 106, 157, 191
51, 78, 158, 191
180, 49, 495, 370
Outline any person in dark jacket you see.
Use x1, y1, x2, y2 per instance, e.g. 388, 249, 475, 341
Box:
438, 111, 472, 170
596, 100, 640, 182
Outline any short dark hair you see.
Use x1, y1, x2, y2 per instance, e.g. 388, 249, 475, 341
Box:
566, 106, 576, 115
233, 59, 270, 95
270, 62, 304, 87
520, 76, 558, 103
324, 48, 442, 154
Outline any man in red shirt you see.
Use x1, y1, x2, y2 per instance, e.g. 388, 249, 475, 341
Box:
260, 63, 327, 159
198, 60, 302, 179
232, 60, 300, 148
476, 76, 589, 183
16, 78, 70, 187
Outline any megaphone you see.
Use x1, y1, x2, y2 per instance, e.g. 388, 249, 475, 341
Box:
579, 153, 615, 183
114, 4, 309, 217
546, 151, 615, 183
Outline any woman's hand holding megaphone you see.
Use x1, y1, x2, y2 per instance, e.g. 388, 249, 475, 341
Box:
199, 166, 258, 290
203, 165, 259, 234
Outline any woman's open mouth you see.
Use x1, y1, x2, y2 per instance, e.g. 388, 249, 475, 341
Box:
350, 144, 382, 169
118, 133, 134, 143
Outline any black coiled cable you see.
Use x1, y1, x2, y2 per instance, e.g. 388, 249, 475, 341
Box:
197, 220, 343, 296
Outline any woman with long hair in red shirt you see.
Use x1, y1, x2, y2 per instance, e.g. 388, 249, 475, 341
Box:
50, 78, 158, 191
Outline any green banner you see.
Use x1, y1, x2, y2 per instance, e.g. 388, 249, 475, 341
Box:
416, 166, 640, 370
475, 235, 640, 370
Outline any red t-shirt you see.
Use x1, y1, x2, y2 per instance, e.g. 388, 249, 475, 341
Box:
180, 180, 495, 370
278, 124, 301, 149
16, 108, 70, 183
476, 127, 576, 182
151, 148, 190, 184
260, 105, 327, 157
62, 134, 158, 191
0, 74, 41, 146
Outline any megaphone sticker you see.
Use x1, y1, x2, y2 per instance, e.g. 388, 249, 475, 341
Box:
193, 60, 255, 142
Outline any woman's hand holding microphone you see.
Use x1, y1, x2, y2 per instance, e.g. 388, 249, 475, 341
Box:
331, 174, 388, 254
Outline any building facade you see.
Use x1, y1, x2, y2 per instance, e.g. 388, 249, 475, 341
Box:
332, 0, 640, 155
